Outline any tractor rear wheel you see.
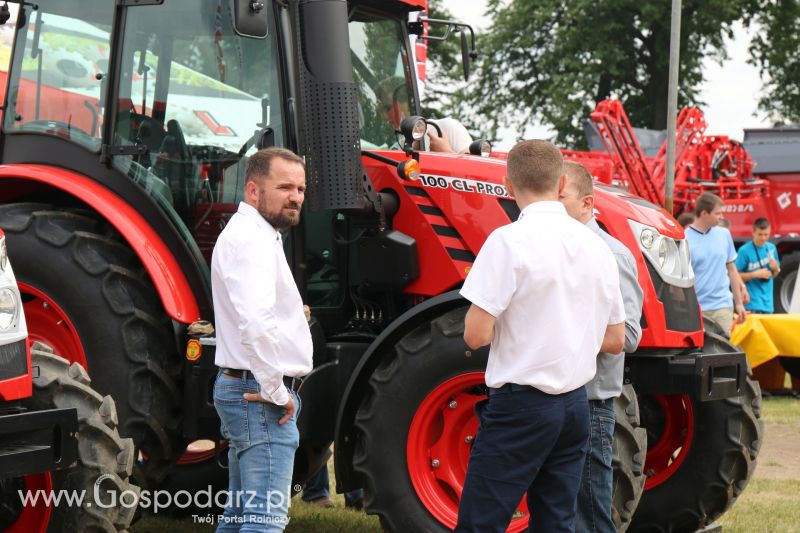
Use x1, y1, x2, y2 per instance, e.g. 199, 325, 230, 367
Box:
352, 307, 646, 532
629, 331, 763, 532
2, 345, 139, 532
0, 203, 184, 487
773, 251, 800, 313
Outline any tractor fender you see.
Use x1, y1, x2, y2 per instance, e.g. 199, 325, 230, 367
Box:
0, 164, 200, 323
333, 289, 467, 491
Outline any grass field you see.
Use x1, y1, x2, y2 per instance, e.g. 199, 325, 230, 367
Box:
133, 396, 800, 533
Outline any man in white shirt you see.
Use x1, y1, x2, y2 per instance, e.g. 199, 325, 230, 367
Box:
211, 147, 313, 532
455, 140, 626, 533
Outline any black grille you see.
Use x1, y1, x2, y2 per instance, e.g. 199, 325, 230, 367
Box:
498, 198, 520, 221
405, 186, 429, 198
447, 248, 476, 262
419, 204, 445, 216
0, 339, 28, 381
645, 261, 701, 332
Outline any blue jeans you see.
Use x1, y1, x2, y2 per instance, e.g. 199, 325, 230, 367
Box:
213, 371, 300, 533
301, 462, 364, 506
456, 385, 590, 533
576, 398, 616, 533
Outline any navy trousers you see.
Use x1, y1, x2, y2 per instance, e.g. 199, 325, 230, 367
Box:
455, 385, 590, 533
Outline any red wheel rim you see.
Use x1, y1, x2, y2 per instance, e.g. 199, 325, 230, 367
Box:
407, 372, 529, 532
643, 394, 695, 489
18, 282, 86, 368
6, 473, 52, 533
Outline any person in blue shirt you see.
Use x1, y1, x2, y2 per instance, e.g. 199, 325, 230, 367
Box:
685, 192, 746, 336
736, 218, 781, 313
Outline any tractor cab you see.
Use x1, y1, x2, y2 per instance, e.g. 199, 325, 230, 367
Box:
2, 0, 286, 266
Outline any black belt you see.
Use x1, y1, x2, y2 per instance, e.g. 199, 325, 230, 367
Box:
488, 383, 535, 395
220, 368, 302, 391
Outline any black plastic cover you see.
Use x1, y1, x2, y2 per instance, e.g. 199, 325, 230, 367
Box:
295, 0, 365, 211
0, 339, 27, 381
357, 230, 419, 290
646, 260, 701, 332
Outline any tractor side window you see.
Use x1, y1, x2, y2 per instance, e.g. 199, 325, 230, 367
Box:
2, 0, 113, 151
111, 0, 284, 265
349, 18, 417, 149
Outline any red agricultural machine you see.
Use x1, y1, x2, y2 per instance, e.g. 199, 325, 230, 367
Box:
0, 230, 136, 532
582, 98, 800, 316
0, 1, 761, 532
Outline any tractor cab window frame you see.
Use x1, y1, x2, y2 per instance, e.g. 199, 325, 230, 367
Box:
106, 0, 286, 266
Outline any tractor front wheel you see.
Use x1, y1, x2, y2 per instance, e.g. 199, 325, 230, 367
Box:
2, 346, 139, 532
629, 332, 763, 532
352, 307, 647, 532
0, 203, 184, 487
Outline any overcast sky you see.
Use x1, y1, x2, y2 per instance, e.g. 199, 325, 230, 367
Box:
439, 0, 769, 149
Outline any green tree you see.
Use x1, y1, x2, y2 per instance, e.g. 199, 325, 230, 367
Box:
749, 0, 800, 124
458, 0, 751, 148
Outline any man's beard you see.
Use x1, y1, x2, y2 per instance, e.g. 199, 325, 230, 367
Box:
260, 204, 301, 230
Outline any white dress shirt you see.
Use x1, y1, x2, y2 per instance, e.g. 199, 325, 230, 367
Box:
211, 202, 313, 406
460, 201, 625, 394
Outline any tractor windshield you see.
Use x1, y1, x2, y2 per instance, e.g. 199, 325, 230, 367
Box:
349, 16, 417, 149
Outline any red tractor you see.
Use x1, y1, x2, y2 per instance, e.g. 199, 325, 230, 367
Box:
0, 1, 761, 532
0, 229, 137, 532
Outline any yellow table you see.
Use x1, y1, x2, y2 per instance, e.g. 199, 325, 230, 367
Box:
731, 314, 800, 391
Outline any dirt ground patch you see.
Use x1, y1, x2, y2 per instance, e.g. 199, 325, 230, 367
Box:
754, 397, 800, 480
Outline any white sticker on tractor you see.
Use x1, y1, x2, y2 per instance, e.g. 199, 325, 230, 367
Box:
778, 192, 792, 210
417, 174, 510, 198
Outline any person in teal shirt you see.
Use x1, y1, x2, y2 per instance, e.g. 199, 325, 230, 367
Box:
736, 218, 781, 313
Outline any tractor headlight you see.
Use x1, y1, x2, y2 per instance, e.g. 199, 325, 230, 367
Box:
0, 288, 19, 331
629, 220, 694, 288
400, 116, 428, 142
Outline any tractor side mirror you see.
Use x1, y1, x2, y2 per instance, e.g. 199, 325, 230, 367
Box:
460, 31, 470, 81
230, 0, 269, 39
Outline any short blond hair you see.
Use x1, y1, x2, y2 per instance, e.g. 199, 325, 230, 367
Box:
563, 161, 594, 198
506, 140, 564, 194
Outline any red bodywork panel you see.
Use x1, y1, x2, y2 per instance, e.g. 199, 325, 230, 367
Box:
724, 172, 800, 244
0, 165, 200, 323
364, 151, 703, 349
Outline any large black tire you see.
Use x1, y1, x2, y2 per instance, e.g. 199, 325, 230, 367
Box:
773, 251, 800, 313
0, 203, 184, 487
352, 307, 647, 532
613, 384, 648, 532
629, 332, 764, 532
24, 345, 139, 532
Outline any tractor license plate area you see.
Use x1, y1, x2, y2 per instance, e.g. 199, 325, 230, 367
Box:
626, 351, 747, 401
696, 352, 746, 401
0, 407, 78, 479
